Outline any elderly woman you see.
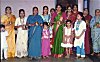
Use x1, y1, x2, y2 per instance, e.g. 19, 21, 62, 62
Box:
90, 9, 100, 56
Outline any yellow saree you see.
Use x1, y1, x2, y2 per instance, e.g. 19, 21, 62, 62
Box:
1, 14, 16, 58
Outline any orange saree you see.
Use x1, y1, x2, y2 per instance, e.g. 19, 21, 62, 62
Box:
1, 14, 16, 58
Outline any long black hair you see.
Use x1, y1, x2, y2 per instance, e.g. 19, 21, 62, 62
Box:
32, 7, 38, 15
78, 12, 85, 21
19, 9, 25, 17
43, 22, 49, 28
55, 4, 63, 12
50, 8, 55, 12
5, 6, 12, 13
0, 24, 5, 28
43, 6, 49, 14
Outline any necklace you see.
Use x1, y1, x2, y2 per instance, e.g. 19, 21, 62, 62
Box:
20, 18, 24, 25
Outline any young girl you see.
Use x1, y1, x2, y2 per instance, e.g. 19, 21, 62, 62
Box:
61, 20, 73, 58
74, 12, 86, 59
1, 24, 8, 60
42, 22, 50, 59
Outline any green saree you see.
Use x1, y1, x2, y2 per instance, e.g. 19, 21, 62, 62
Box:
52, 12, 64, 54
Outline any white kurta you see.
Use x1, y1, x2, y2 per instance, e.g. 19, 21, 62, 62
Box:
15, 17, 28, 58
74, 20, 86, 49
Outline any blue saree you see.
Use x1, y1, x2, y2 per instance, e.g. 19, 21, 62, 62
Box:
90, 16, 100, 53
27, 14, 43, 57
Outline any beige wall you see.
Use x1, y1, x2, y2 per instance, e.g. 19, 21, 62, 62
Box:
90, 0, 100, 16
1, 0, 56, 17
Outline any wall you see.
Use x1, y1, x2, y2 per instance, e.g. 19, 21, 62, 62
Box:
1, 0, 56, 17
89, 0, 100, 16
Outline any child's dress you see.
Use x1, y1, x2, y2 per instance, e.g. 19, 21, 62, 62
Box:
61, 26, 73, 48
1, 31, 8, 59
42, 29, 50, 56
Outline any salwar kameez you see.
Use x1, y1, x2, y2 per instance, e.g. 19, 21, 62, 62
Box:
74, 20, 86, 57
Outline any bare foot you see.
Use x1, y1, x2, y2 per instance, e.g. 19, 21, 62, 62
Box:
46, 56, 49, 58
91, 53, 94, 56
58, 54, 62, 58
42, 56, 46, 59
97, 53, 100, 57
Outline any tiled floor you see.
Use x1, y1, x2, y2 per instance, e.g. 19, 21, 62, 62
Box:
2, 54, 100, 62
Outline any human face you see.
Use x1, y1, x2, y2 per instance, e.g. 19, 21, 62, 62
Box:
50, 10, 55, 15
44, 25, 48, 29
1, 27, 5, 32
66, 22, 71, 27
6, 8, 12, 14
77, 14, 82, 20
56, 5, 62, 12
83, 9, 88, 16
20, 11, 25, 18
73, 5, 78, 11
67, 7, 72, 12
95, 10, 100, 16
43, 7, 48, 14
33, 8, 38, 15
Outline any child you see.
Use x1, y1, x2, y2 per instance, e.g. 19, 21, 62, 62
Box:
0, 24, 8, 60
61, 20, 74, 58
74, 12, 86, 59
42, 22, 50, 59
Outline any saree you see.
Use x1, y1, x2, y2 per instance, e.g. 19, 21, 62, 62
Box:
90, 16, 100, 53
52, 12, 65, 54
27, 14, 43, 57
15, 17, 28, 58
84, 15, 92, 54
1, 14, 16, 57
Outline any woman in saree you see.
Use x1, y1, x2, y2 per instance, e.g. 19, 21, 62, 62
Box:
66, 5, 76, 24
15, 9, 28, 58
83, 8, 92, 54
72, 4, 79, 23
51, 4, 66, 58
1, 6, 16, 58
90, 9, 100, 56
27, 7, 43, 60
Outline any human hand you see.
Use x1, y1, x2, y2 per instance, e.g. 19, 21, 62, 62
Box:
35, 22, 38, 26
75, 36, 80, 39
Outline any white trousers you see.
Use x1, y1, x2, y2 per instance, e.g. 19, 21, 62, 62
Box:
1, 47, 7, 59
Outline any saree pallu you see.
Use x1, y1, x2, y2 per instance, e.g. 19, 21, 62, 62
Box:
1, 14, 16, 58
52, 12, 64, 54
90, 16, 100, 53
91, 28, 100, 53
84, 15, 92, 54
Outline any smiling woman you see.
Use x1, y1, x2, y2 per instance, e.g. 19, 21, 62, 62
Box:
1, 6, 16, 58
15, 9, 28, 58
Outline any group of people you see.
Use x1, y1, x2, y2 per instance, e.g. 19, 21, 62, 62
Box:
1, 4, 100, 60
